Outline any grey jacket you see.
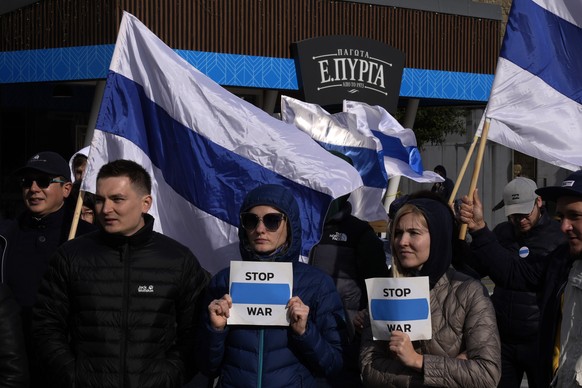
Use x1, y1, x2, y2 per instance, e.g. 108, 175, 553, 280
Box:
360, 268, 501, 388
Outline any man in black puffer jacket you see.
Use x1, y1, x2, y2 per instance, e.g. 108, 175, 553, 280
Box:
33, 160, 210, 388
0, 283, 29, 388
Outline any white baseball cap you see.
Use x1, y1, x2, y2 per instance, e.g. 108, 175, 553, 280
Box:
503, 177, 538, 217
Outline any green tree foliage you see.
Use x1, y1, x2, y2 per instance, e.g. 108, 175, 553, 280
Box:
396, 107, 467, 149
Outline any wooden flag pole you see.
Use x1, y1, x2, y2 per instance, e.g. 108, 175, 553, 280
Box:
68, 189, 85, 240
448, 134, 479, 206
459, 119, 490, 240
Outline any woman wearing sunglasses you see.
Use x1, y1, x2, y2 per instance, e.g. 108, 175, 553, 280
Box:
197, 184, 347, 387
360, 194, 501, 387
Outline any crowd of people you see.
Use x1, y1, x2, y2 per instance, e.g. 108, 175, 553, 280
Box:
0, 151, 580, 388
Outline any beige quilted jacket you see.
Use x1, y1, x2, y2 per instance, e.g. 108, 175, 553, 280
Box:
360, 268, 501, 387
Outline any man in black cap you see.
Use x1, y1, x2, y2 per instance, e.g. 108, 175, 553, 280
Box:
458, 170, 582, 388
0, 151, 95, 386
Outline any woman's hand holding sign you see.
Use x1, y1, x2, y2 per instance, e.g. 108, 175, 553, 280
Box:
388, 330, 423, 371
287, 296, 309, 336
209, 294, 232, 331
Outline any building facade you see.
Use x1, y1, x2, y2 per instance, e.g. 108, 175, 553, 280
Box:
2, 0, 559, 226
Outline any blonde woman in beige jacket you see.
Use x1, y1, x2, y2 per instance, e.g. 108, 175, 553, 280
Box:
360, 196, 501, 388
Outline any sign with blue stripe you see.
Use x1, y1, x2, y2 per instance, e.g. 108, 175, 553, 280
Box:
370, 298, 430, 321
365, 276, 432, 341
228, 261, 293, 326
230, 283, 291, 305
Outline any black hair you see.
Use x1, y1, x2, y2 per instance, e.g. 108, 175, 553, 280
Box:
83, 191, 95, 210
72, 154, 88, 169
97, 159, 152, 195
434, 165, 447, 178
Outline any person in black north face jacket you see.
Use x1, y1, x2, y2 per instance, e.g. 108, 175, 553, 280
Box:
309, 194, 388, 387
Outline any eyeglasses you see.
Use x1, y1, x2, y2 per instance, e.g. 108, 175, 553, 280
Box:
20, 176, 66, 189
240, 212, 286, 232
508, 206, 535, 222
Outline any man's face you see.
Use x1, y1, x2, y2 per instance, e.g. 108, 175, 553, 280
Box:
508, 197, 542, 233
95, 176, 152, 236
74, 159, 87, 182
80, 205, 94, 224
556, 196, 582, 257
21, 173, 71, 217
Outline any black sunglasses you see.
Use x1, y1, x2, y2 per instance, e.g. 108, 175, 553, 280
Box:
20, 176, 66, 189
240, 212, 286, 232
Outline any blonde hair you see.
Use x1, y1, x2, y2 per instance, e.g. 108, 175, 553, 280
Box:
389, 203, 428, 278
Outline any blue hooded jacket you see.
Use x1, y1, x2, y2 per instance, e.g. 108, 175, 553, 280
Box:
237, 184, 303, 264
198, 184, 347, 387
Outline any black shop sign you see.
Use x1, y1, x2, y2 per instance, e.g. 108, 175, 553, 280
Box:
292, 36, 405, 113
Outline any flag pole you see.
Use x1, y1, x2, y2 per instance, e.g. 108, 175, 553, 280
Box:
374, 175, 401, 236
68, 189, 85, 240
383, 175, 401, 211
459, 119, 490, 240
448, 134, 479, 206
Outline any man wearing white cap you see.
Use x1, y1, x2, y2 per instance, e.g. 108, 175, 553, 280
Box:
465, 178, 564, 388
459, 171, 582, 388
503, 177, 546, 234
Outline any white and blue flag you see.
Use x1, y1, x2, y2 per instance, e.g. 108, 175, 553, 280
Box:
281, 96, 389, 223
81, 12, 363, 274
481, 0, 582, 170
343, 100, 443, 184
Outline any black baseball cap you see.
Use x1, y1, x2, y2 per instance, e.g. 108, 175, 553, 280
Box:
14, 151, 72, 181
535, 170, 582, 202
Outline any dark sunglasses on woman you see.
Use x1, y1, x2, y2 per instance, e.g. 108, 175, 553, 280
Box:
240, 212, 285, 232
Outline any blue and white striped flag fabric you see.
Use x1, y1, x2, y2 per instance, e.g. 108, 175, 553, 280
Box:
343, 100, 444, 184
81, 12, 363, 274
480, 0, 582, 171
281, 96, 389, 223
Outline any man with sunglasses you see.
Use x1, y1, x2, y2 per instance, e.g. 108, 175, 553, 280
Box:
0, 151, 96, 386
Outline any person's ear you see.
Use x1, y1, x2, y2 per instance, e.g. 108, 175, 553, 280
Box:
141, 194, 153, 213
62, 181, 73, 198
